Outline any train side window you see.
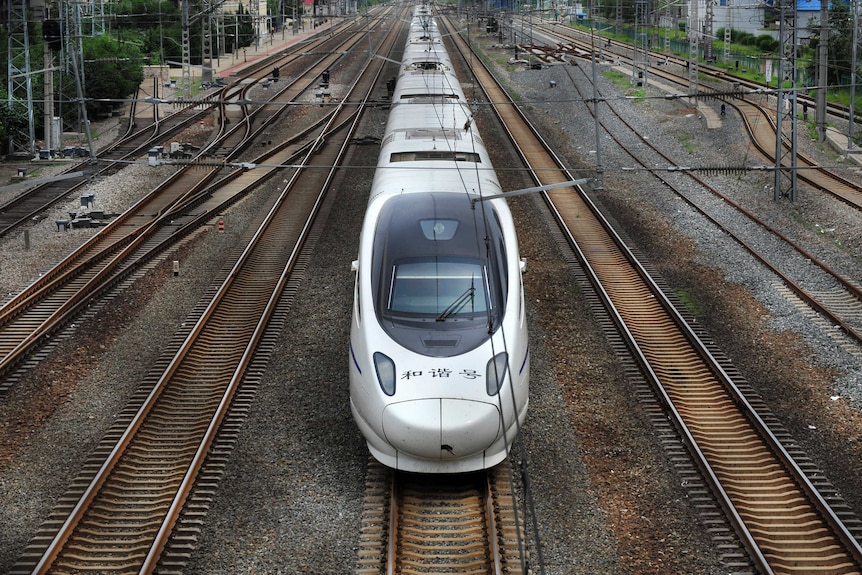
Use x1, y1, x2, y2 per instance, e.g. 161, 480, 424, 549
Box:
390, 151, 480, 163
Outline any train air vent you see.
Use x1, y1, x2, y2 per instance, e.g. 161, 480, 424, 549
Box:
423, 338, 459, 348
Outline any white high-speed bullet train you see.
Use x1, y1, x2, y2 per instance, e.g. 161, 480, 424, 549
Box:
349, 5, 529, 473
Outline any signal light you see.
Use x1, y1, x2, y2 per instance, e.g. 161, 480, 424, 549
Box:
43, 19, 62, 52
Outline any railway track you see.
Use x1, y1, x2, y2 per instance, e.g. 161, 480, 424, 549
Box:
8, 14, 403, 573
0, 19, 359, 239
356, 463, 527, 575
534, 53, 862, 350
529, 23, 862, 209
480, 19, 862, 362
0, 16, 393, 391
444, 13, 862, 574
512, 23, 862, 358
529, 21, 856, 122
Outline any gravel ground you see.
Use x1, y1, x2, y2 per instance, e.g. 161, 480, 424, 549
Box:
1, 23, 862, 575
489, 28, 862, 565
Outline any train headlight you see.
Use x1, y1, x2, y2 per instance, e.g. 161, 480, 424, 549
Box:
373, 352, 396, 396
486, 352, 509, 396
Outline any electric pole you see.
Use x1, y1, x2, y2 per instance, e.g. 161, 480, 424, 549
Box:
774, 0, 798, 201
816, 0, 828, 142
6, 0, 36, 155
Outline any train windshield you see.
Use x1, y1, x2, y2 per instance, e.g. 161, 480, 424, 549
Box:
371, 193, 508, 357
388, 258, 490, 316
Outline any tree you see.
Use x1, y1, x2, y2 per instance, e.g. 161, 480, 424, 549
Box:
58, 35, 145, 119
0, 92, 30, 155
806, 0, 855, 86
235, 3, 256, 47
112, 0, 183, 64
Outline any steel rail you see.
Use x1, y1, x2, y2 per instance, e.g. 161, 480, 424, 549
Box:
444, 15, 862, 574
529, 22, 862, 209
386, 471, 506, 575
532, 20, 856, 125
0, 21, 390, 384
0, 112, 348, 384
0, 24, 355, 238
21, 17, 400, 574
551, 59, 862, 347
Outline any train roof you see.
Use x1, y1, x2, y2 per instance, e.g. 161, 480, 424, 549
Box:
385, 98, 472, 134
370, 158, 501, 199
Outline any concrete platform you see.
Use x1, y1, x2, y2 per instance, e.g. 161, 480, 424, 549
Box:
213, 22, 334, 79
824, 127, 862, 166
611, 65, 723, 129
136, 21, 336, 109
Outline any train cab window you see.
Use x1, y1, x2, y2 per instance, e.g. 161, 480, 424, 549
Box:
372, 192, 508, 355
388, 259, 489, 316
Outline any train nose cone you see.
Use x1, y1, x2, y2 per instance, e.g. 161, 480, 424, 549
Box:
382, 399, 501, 460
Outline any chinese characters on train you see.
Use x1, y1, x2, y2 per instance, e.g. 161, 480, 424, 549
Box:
400, 369, 480, 380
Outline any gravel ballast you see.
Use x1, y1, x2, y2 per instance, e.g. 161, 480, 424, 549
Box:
1, 25, 861, 575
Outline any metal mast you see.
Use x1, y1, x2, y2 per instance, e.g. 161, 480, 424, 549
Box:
202, 0, 214, 85
774, 0, 798, 200
68, 0, 96, 157
250, 0, 260, 46
724, 0, 731, 64
6, 0, 36, 155
91, 0, 106, 36
849, 0, 858, 150
632, 0, 649, 87
704, 0, 714, 62
181, 0, 192, 97
816, 0, 828, 141
688, 0, 700, 97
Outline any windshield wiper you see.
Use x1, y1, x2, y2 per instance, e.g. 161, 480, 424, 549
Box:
436, 280, 475, 322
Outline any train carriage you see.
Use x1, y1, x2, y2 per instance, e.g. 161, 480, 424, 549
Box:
349, 6, 529, 473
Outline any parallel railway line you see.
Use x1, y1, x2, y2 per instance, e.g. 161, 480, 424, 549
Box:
0, 16, 391, 390
444, 13, 862, 574
0, 17, 360, 239
356, 463, 526, 575
532, 23, 862, 209
545, 51, 862, 349
522, 23, 862, 357
5, 9, 862, 574
8, 12, 402, 573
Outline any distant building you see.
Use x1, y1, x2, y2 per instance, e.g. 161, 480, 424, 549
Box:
220, 0, 270, 43
689, 0, 824, 42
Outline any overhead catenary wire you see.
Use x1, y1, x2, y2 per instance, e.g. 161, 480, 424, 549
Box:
448, 12, 548, 574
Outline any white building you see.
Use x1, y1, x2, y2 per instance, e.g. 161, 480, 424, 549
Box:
688, 0, 823, 41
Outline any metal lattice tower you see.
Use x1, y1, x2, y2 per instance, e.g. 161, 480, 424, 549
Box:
704, 0, 714, 62
250, 0, 260, 46
662, 0, 674, 52
724, 0, 731, 64
202, 0, 214, 84
181, 0, 192, 98
6, 0, 36, 155
688, 0, 700, 96
632, 0, 649, 87
90, 0, 106, 36
849, 0, 859, 149
68, 0, 96, 156
774, 0, 798, 201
